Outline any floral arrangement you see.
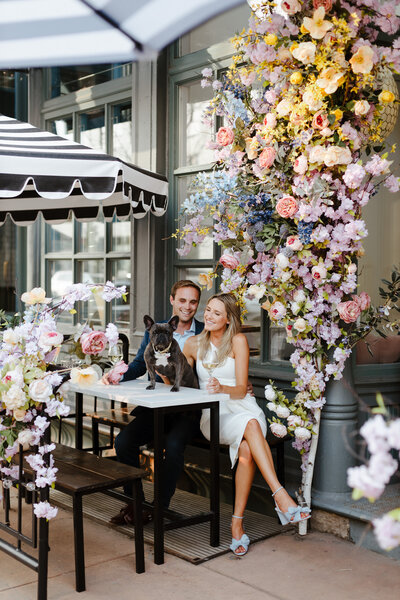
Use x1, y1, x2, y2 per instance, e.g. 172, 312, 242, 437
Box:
175, 0, 400, 518
348, 395, 400, 551
0, 283, 128, 520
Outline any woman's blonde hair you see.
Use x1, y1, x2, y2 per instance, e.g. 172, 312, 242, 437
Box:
197, 293, 241, 365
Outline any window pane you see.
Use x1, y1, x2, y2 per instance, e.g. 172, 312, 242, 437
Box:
177, 175, 214, 259
78, 220, 105, 253
110, 259, 131, 328
178, 80, 214, 167
79, 108, 105, 152
177, 266, 215, 319
47, 259, 73, 324
112, 101, 132, 162
0, 219, 17, 313
45, 221, 73, 253
269, 325, 292, 361
76, 260, 104, 327
47, 116, 74, 140
48, 64, 132, 98
242, 298, 261, 358
179, 5, 251, 56
111, 220, 131, 252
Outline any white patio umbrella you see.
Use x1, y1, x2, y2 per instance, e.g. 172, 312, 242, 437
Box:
0, 0, 244, 69
0, 114, 168, 225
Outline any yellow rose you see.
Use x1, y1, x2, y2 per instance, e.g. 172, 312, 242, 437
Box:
290, 71, 303, 85
265, 33, 277, 45
378, 90, 395, 103
198, 273, 213, 291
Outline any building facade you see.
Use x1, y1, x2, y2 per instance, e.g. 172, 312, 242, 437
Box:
1, 3, 399, 522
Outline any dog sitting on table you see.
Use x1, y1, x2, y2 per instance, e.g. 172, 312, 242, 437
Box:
143, 315, 199, 391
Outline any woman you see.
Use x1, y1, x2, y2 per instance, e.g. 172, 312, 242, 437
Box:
183, 293, 310, 556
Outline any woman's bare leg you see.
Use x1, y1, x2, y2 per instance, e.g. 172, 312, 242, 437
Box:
242, 419, 301, 514
231, 440, 256, 553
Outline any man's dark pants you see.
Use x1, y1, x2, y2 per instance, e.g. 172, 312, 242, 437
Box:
114, 406, 200, 508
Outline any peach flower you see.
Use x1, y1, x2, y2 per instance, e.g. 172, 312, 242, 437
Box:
291, 42, 316, 65
216, 126, 234, 146
258, 147, 276, 169
350, 46, 374, 74
276, 196, 299, 218
21, 287, 51, 305
198, 272, 214, 290
316, 67, 345, 94
70, 366, 100, 387
337, 300, 361, 323
303, 7, 333, 39
313, 0, 332, 11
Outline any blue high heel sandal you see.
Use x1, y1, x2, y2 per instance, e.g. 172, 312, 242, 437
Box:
272, 486, 311, 525
230, 515, 250, 556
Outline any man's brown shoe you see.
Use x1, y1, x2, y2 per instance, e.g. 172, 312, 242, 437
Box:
110, 503, 153, 526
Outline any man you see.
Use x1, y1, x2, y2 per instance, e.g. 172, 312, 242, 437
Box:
104, 280, 203, 525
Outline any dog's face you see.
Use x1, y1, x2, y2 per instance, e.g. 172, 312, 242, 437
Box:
144, 315, 179, 352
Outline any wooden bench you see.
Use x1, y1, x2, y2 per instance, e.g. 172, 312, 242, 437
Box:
21, 444, 145, 593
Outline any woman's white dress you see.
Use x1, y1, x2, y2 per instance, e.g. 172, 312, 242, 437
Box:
198, 344, 267, 468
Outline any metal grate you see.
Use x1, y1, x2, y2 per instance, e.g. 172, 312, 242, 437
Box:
50, 481, 283, 564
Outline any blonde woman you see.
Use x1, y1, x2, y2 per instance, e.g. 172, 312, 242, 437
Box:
183, 293, 310, 556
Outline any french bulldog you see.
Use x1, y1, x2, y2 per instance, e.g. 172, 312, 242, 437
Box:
143, 315, 199, 392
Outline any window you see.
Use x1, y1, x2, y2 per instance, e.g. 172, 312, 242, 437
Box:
48, 64, 132, 99
45, 218, 131, 331
169, 5, 261, 356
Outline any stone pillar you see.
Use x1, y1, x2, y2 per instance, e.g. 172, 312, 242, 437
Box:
312, 359, 358, 501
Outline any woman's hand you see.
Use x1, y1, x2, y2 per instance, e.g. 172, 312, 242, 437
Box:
206, 376, 222, 394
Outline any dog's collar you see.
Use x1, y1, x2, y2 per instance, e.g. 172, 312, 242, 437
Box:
152, 341, 172, 355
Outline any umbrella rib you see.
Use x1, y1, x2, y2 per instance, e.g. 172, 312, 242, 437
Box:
79, 0, 144, 52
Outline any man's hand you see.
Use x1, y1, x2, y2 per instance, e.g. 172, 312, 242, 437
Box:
155, 370, 171, 385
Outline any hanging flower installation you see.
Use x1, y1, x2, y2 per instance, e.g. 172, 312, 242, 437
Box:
0, 282, 127, 519
176, 0, 400, 520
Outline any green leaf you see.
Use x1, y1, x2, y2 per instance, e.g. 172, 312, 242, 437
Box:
327, 113, 336, 125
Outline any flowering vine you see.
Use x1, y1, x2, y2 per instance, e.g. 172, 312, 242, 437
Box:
0, 282, 127, 519
175, 0, 400, 519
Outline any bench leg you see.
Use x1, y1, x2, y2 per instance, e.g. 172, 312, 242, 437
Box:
72, 494, 86, 592
132, 480, 145, 574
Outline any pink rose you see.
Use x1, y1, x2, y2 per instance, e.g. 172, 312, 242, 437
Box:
313, 0, 332, 12
263, 113, 277, 129
269, 301, 286, 320
337, 300, 361, 323
353, 292, 371, 311
216, 127, 234, 147
312, 110, 329, 130
258, 147, 276, 169
107, 361, 129, 384
219, 253, 239, 269
80, 331, 107, 355
276, 196, 299, 218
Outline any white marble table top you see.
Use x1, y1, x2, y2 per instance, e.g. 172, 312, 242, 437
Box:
69, 378, 229, 409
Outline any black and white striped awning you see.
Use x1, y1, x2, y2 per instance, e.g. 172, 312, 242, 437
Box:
0, 114, 168, 226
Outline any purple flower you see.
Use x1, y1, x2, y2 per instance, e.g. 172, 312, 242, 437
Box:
33, 501, 58, 520
373, 514, 400, 550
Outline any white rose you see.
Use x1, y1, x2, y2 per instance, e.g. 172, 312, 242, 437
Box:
3, 329, 20, 345
348, 263, 357, 274
293, 290, 307, 303
29, 379, 53, 403
267, 401, 277, 413
311, 265, 328, 281
276, 99, 293, 117
17, 429, 35, 446
21, 287, 51, 305
270, 422, 288, 438
2, 385, 27, 410
276, 253, 290, 269
292, 42, 316, 65
293, 317, 307, 332
3, 367, 24, 387
276, 405, 291, 419
247, 284, 266, 300
302, 89, 323, 111
294, 427, 312, 441
39, 330, 63, 348
324, 145, 352, 167
308, 145, 326, 164
354, 100, 370, 116
265, 385, 277, 401
288, 415, 303, 427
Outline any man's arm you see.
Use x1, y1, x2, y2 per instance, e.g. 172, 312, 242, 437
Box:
121, 330, 149, 381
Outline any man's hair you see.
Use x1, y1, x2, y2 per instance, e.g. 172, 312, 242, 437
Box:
170, 279, 201, 299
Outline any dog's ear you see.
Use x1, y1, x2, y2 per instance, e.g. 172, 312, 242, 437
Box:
144, 315, 155, 330
168, 315, 179, 331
